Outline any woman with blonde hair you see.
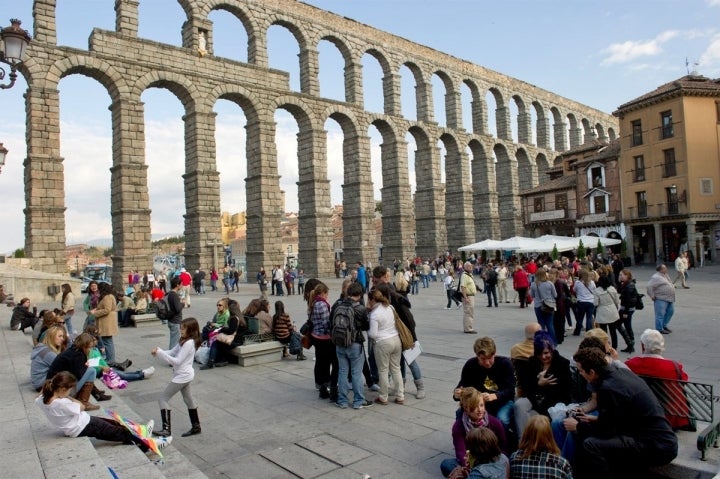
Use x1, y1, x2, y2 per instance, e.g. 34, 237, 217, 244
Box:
367, 285, 403, 405
31, 325, 68, 390
510, 415, 572, 478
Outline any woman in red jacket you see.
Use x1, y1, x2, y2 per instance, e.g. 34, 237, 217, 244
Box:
513, 264, 530, 308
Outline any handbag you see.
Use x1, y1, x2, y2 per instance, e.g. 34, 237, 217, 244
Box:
288, 331, 303, 355
301, 331, 312, 349
391, 306, 414, 351
215, 332, 236, 345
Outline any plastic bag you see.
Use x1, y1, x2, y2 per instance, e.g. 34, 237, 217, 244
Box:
547, 402, 578, 421
102, 369, 128, 389
195, 342, 210, 366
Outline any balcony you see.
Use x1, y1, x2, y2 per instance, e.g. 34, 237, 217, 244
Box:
627, 203, 686, 220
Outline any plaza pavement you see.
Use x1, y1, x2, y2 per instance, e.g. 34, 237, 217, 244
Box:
2, 263, 720, 478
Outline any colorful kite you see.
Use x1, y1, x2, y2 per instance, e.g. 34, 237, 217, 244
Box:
104, 409, 163, 458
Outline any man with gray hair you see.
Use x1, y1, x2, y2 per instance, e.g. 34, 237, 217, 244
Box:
625, 329, 693, 431
646, 264, 675, 334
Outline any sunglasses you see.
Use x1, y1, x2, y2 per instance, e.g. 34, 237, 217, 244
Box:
57, 321, 65, 325
217, 304, 224, 308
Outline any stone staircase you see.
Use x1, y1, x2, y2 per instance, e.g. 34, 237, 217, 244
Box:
0, 318, 207, 479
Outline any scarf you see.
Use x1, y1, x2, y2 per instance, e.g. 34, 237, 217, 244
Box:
462, 410, 489, 433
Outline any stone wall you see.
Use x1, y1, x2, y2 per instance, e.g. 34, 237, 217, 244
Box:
19, 0, 617, 284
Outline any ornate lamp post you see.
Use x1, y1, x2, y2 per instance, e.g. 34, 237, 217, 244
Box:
0, 143, 7, 174
0, 19, 32, 90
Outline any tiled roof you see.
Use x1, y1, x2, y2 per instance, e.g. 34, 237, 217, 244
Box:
573, 139, 621, 168
520, 173, 576, 195
614, 75, 720, 115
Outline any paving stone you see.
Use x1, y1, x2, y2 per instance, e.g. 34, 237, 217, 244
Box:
296, 434, 374, 467
261, 443, 339, 478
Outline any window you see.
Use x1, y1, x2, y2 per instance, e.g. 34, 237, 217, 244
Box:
663, 149, 676, 177
534, 197, 544, 212
634, 155, 645, 182
661, 110, 673, 139
666, 186, 679, 215
592, 195, 607, 214
555, 194, 567, 211
636, 191, 647, 217
590, 166, 604, 188
631, 119, 643, 146
700, 178, 714, 195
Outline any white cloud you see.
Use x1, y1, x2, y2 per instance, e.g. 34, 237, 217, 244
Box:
601, 30, 679, 65
708, 0, 720, 6
699, 33, 720, 73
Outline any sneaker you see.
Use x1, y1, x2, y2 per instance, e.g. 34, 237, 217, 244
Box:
335, 402, 348, 409
142, 366, 155, 379
445, 306, 451, 310
145, 420, 154, 437
353, 400, 374, 409
369, 383, 380, 392
155, 435, 173, 449
456, 303, 462, 309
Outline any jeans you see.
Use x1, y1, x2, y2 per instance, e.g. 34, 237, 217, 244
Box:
76, 366, 97, 392
654, 299, 674, 331
494, 400, 515, 433
486, 285, 498, 306
421, 274, 429, 288
574, 301, 595, 333
64, 313, 75, 335
336, 343, 365, 407
411, 281, 419, 295
400, 354, 422, 381
115, 368, 144, 381
534, 306, 556, 343
80, 416, 148, 452
552, 417, 577, 462
446, 289, 460, 308
440, 458, 460, 477
168, 322, 180, 350
101, 336, 115, 364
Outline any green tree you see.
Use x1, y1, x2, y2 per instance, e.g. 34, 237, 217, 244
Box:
13, 248, 24, 258
551, 244, 559, 261
597, 238, 604, 253
577, 239, 586, 259
103, 247, 114, 257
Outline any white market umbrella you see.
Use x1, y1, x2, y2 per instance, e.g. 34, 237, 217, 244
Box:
458, 239, 504, 252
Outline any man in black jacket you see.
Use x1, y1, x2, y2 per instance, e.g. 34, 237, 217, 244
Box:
567, 347, 677, 478
10, 297, 38, 332
166, 277, 184, 349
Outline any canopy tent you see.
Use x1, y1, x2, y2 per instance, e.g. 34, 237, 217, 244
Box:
458, 239, 504, 252
459, 235, 622, 253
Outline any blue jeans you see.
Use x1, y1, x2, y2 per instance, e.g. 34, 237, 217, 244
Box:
421, 274, 429, 288
494, 400, 514, 433
101, 336, 115, 364
336, 343, 365, 407
654, 299, 674, 331
168, 322, 180, 350
96, 367, 144, 381
574, 301, 595, 333
64, 313, 75, 335
534, 306, 556, 343
400, 354, 422, 381
411, 281, 419, 295
552, 417, 577, 462
440, 458, 460, 477
76, 366, 97, 392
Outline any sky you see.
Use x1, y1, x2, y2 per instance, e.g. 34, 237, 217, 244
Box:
1, 0, 719, 254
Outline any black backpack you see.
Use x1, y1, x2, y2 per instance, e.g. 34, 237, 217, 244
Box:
331, 299, 357, 348
635, 292, 645, 310
155, 296, 172, 320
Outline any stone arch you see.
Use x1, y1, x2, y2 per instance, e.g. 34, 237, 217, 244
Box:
550, 106, 567, 152
469, 138, 498, 239
205, 1, 259, 62
132, 70, 199, 113
270, 96, 319, 132
47, 55, 129, 100
607, 127, 617, 141
462, 78, 486, 135
441, 132, 473, 250
209, 84, 260, 124
316, 34, 354, 103
494, 142, 521, 237
595, 122, 607, 142
517, 147, 536, 193
402, 61, 432, 122
511, 93, 531, 145
488, 87, 511, 140
432, 69, 458, 128
362, 47, 394, 114
536, 152, 551, 184
581, 118, 595, 143
532, 100, 551, 149
567, 113, 582, 148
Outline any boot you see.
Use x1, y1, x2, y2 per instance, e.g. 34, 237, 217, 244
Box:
329, 386, 338, 403
200, 360, 214, 370
152, 409, 171, 437
109, 359, 132, 371
318, 383, 330, 399
91, 385, 112, 401
181, 408, 201, 437
414, 379, 426, 400
618, 326, 634, 353
75, 382, 99, 411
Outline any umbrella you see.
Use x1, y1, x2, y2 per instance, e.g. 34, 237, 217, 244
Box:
105, 409, 163, 458
458, 239, 504, 252
495, 236, 548, 252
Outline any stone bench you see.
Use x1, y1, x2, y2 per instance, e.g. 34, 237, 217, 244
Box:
130, 313, 159, 326
230, 340, 284, 367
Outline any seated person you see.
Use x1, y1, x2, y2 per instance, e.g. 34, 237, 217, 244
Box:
440, 387, 508, 478
10, 297, 38, 332
453, 336, 515, 433
201, 299, 246, 369
117, 291, 135, 327
514, 331, 572, 436
243, 298, 273, 335
0, 284, 16, 307
84, 325, 154, 385
272, 300, 305, 360
202, 298, 230, 341
510, 415, 572, 479
566, 347, 677, 478
46, 333, 104, 411
448, 427, 509, 479
33, 310, 63, 345
31, 325, 68, 391
510, 323, 542, 398
626, 328, 694, 431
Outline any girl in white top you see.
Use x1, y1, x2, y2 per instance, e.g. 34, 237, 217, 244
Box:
368, 285, 404, 405
151, 317, 202, 438
35, 371, 169, 450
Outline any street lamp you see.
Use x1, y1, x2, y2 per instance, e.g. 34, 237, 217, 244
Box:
1, 19, 32, 90
75, 255, 79, 277
0, 143, 7, 174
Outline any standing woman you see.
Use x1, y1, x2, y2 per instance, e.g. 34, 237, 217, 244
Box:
367, 287, 404, 405
512, 264, 530, 308
571, 269, 596, 336
553, 269, 571, 345
308, 282, 338, 401
529, 269, 557, 343
83, 281, 100, 330
60, 284, 76, 337
90, 282, 120, 367
152, 317, 202, 438
593, 275, 631, 352
618, 269, 638, 353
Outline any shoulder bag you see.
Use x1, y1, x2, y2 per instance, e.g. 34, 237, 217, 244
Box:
391, 306, 414, 351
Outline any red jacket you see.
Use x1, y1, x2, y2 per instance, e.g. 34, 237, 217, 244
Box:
513, 270, 530, 290
179, 271, 192, 286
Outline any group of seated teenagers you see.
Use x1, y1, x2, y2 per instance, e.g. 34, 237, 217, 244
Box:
444, 327, 680, 479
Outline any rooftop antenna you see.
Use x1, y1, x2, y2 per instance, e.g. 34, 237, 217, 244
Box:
686, 57, 700, 75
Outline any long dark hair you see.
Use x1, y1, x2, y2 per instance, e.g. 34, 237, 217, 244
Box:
61, 283, 72, 303
180, 317, 201, 350
41, 371, 77, 404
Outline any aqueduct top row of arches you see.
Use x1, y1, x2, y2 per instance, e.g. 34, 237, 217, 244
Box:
20, 0, 617, 282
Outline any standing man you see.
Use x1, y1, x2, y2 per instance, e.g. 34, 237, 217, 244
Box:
178, 268, 192, 308
497, 262, 510, 303
356, 262, 368, 293
567, 347, 677, 478
256, 267, 268, 300
483, 261, 498, 308
165, 277, 184, 349
672, 252, 689, 289
460, 262, 478, 334
646, 264, 676, 334
273, 265, 284, 296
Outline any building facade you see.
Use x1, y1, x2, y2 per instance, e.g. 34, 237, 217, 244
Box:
614, 75, 720, 265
